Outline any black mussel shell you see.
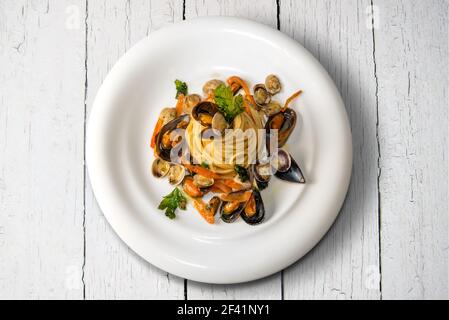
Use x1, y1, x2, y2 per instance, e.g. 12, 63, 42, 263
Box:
265, 108, 297, 153
241, 189, 265, 225
220, 201, 245, 223
155, 114, 190, 162
208, 196, 221, 216
275, 153, 306, 184
255, 180, 269, 191
191, 102, 219, 127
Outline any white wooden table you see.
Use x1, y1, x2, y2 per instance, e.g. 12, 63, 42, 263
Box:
0, 0, 447, 300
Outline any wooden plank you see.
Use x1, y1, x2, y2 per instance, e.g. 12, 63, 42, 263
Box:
0, 0, 85, 299
184, 0, 281, 300
187, 274, 281, 300
185, 0, 278, 26
373, 0, 448, 299
279, 0, 381, 299
84, 0, 184, 299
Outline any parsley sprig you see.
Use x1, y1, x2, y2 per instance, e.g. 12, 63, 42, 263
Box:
201, 161, 210, 168
158, 188, 187, 219
175, 79, 188, 98
234, 165, 249, 182
214, 84, 244, 122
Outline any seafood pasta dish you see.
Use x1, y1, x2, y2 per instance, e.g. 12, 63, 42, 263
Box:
150, 75, 305, 225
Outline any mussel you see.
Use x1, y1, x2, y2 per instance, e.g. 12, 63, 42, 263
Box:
155, 114, 190, 162
240, 189, 265, 225
191, 102, 219, 127
219, 189, 265, 225
265, 108, 297, 150
273, 149, 305, 184
193, 174, 214, 188
219, 190, 252, 223
207, 196, 221, 217
265, 74, 281, 95
220, 201, 245, 223
253, 84, 271, 106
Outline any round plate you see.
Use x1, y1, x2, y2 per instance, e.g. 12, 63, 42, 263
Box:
87, 17, 352, 284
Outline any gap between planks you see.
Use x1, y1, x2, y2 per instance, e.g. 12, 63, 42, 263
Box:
82, 0, 89, 300
370, 0, 383, 300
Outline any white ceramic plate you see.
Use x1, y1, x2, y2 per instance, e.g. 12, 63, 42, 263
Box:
87, 17, 352, 284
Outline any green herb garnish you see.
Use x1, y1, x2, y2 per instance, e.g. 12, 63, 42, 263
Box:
214, 84, 244, 122
201, 161, 210, 169
175, 79, 188, 98
234, 165, 249, 182
158, 188, 187, 219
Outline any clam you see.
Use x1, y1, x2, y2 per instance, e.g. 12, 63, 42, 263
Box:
155, 114, 190, 162
184, 94, 201, 115
265, 74, 281, 95
252, 162, 272, 180
274, 149, 291, 173
168, 165, 186, 186
203, 79, 225, 97
250, 162, 272, 190
262, 101, 282, 117
241, 189, 265, 225
158, 107, 176, 126
265, 108, 297, 150
211, 112, 229, 133
192, 102, 219, 127
193, 174, 215, 188
273, 149, 306, 184
253, 84, 271, 106
151, 158, 170, 178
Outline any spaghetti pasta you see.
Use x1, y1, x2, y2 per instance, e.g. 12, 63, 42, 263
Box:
185, 105, 265, 175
